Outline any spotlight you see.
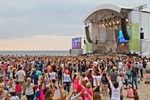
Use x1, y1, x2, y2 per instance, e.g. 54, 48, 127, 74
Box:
116, 20, 119, 24
115, 26, 118, 29
121, 43, 124, 46
109, 23, 112, 26
126, 18, 128, 22
113, 21, 115, 24
102, 24, 104, 27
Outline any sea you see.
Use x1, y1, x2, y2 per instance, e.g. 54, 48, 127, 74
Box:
0, 50, 70, 56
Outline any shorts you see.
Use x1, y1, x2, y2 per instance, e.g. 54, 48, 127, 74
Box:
16, 92, 21, 98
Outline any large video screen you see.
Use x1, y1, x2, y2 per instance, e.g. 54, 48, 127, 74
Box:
118, 30, 130, 43
72, 37, 81, 49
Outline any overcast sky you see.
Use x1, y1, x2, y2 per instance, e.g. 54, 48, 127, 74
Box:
0, 0, 150, 51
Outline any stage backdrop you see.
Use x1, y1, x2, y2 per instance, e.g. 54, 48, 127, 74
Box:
72, 37, 82, 49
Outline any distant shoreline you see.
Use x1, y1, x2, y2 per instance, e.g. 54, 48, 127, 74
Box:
0, 50, 69, 56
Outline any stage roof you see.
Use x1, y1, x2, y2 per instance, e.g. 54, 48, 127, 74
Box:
83, 4, 131, 22
83, 4, 149, 23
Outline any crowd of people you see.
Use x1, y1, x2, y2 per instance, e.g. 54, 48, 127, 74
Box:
0, 54, 150, 100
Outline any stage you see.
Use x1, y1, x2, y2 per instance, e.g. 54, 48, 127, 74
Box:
83, 4, 150, 57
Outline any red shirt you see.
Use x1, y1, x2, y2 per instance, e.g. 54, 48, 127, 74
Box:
127, 63, 131, 69
63, 69, 70, 75
77, 85, 85, 99
15, 84, 22, 92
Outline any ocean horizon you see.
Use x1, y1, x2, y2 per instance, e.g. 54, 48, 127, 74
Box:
0, 50, 69, 56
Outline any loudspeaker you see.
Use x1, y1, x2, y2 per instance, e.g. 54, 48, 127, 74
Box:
85, 26, 93, 43
140, 32, 144, 39
84, 39, 86, 44
121, 18, 130, 40
95, 40, 98, 45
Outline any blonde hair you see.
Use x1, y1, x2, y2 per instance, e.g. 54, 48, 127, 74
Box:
119, 72, 123, 77
0, 83, 5, 88
86, 82, 91, 88
25, 78, 31, 87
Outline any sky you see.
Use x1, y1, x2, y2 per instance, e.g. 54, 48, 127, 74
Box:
0, 0, 150, 51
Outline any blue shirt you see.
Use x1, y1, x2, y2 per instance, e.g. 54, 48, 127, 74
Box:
36, 71, 42, 78
131, 68, 137, 77
30, 74, 38, 85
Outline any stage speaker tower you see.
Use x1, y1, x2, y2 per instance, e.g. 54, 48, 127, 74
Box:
121, 18, 130, 40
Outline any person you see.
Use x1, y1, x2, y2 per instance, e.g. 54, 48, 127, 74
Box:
137, 61, 143, 78
81, 72, 89, 83
49, 69, 57, 84
92, 72, 101, 93
15, 81, 22, 99
0, 87, 9, 100
87, 70, 93, 86
24, 78, 34, 100
84, 82, 93, 100
126, 68, 131, 82
84, 77, 99, 100
30, 70, 39, 86
36, 68, 42, 78
73, 74, 79, 90
101, 72, 109, 96
77, 79, 85, 99
15, 66, 26, 82
9, 89, 19, 100
123, 70, 128, 87
93, 92, 102, 100
131, 66, 138, 90
67, 89, 85, 100
107, 74, 123, 100
109, 69, 118, 83
144, 65, 150, 84
44, 85, 65, 100
63, 70, 71, 93
126, 84, 134, 98
57, 66, 63, 85
15, 66, 26, 94
47, 65, 52, 73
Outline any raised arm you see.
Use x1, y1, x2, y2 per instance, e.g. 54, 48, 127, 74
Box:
67, 90, 74, 100
92, 77, 98, 92
106, 74, 113, 89
58, 85, 65, 99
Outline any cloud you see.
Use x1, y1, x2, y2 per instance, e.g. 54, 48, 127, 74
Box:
0, 0, 149, 50
1, 1, 90, 39
0, 35, 74, 51
1, 0, 149, 39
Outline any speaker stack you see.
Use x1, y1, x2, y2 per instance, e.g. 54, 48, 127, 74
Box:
140, 32, 144, 39
121, 18, 130, 40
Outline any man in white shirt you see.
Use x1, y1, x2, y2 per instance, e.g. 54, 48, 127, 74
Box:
15, 66, 26, 95
15, 66, 26, 82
